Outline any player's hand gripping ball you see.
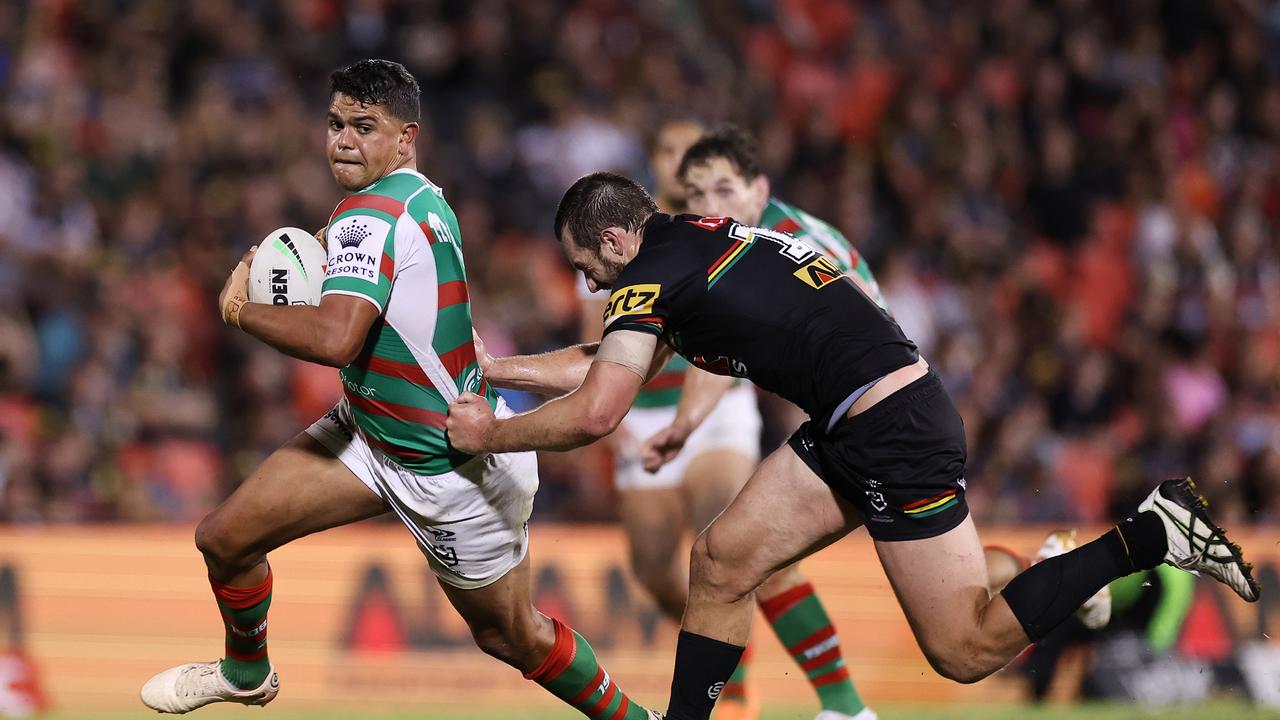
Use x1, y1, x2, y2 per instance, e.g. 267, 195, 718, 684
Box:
218, 246, 256, 328
446, 392, 496, 454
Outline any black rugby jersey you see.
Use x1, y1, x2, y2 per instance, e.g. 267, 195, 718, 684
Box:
600, 213, 919, 426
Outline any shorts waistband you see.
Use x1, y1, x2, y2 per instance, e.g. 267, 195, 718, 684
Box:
829, 368, 943, 435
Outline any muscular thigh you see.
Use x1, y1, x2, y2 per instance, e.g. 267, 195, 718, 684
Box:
206, 432, 388, 557
873, 514, 992, 649
701, 444, 861, 584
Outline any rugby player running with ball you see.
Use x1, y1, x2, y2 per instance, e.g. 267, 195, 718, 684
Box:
141, 61, 660, 720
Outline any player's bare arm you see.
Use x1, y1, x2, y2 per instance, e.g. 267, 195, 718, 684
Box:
639, 367, 735, 473
447, 330, 661, 453
218, 246, 378, 367
482, 340, 601, 396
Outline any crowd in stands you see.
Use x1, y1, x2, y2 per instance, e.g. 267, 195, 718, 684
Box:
0, 0, 1277, 527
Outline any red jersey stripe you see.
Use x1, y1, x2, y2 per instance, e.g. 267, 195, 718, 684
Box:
364, 433, 428, 459
345, 387, 446, 428
438, 280, 469, 309
335, 193, 405, 219
438, 339, 477, 379
363, 354, 432, 386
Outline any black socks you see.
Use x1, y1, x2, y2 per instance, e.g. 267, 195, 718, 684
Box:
1001, 511, 1167, 642
665, 630, 745, 720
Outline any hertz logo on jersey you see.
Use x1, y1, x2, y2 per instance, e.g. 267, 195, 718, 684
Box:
603, 284, 661, 327
794, 255, 845, 289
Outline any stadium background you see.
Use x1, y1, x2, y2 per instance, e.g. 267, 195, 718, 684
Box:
0, 0, 1278, 718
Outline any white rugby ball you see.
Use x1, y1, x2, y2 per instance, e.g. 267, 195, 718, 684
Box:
248, 227, 327, 307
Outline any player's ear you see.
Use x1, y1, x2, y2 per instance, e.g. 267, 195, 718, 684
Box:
399, 122, 420, 154
599, 227, 622, 257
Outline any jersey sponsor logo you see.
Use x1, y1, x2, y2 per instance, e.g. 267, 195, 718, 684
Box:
327, 215, 389, 282
602, 284, 661, 327
794, 255, 845, 289
707, 681, 725, 700
334, 218, 375, 249
342, 377, 378, 397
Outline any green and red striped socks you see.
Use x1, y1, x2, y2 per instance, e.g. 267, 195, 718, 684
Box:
719, 642, 752, 704
211, 567, 272, 690
525, 617, 654, 720
760, 582, 864, 716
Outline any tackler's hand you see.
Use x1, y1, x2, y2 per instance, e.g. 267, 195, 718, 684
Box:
472, 330, 494, 375
447, 392, 497, 454
219, 246, 257, 328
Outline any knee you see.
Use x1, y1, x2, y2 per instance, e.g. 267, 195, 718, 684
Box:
919, 633, 1001, 685
194, 513, 255, 574
689, 531, 759, 605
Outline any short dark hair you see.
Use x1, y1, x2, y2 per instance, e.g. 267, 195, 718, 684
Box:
677, 125, 763, 182
554, 172, 658, 251
329, 59, 421, 122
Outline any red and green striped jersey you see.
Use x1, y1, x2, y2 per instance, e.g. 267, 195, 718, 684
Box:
322, 168, 497, 475
759, 198, 888, 311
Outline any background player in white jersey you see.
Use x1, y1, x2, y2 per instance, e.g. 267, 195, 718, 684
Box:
140, 59, 658, 720
575, 120, 872, 720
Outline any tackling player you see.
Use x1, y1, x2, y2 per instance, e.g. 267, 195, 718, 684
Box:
445, 172, 1259, 720
140, 61, 659, 720
577, 121, 872, 720
662, 126, 1110, 637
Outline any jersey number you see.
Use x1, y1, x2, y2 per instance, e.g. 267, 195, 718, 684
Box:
728, 223, 816, 264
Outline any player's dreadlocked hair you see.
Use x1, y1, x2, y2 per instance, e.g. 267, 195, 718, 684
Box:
555, 172, 658, 252
677, 124, 763, 181
330, 59, 421, 122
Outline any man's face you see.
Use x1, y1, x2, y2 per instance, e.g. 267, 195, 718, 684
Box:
327, 93, 414, 191
682, 157, 768, 225
562, 233, 627, 293
650, 121, 704, 210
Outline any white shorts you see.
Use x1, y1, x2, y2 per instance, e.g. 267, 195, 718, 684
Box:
614, 383, 762, 491
306, 398, 538, 590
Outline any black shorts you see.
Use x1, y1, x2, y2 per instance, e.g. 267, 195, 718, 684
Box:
787, 369, 969, 541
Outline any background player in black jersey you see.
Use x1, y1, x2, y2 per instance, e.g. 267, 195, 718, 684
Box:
447, 173, 1259, 720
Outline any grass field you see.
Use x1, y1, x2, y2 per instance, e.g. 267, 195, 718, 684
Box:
45, 701, 1280, 720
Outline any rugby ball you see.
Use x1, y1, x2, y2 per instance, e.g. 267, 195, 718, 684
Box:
248, 227, 327, 306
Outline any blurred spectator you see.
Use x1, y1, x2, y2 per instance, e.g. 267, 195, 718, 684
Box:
0, 0, 1277, 526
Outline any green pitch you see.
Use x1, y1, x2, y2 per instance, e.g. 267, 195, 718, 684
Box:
48, 701, 1280, 720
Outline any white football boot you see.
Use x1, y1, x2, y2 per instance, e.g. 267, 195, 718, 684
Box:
140, 661, 278, 713
815, 707, 879, 720
1138, 477, 1260, 602
1034, 528, 1112, 630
